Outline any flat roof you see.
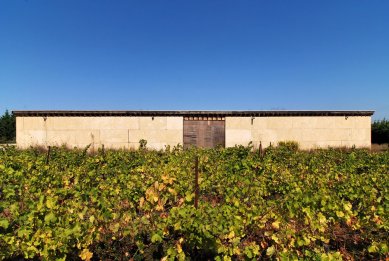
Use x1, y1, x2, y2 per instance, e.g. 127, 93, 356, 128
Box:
13, 110, 374, 117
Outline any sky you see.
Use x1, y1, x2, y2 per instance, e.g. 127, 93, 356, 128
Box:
1, 0, 388, 119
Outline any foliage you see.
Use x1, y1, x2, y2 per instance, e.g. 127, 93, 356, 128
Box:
0, 146, 388, 260
139, 139, 148, 150
0, 110, 15, 143
372, 118, 389, 144
277, 141, 299, 151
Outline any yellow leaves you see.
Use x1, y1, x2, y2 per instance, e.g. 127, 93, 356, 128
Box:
227, 230, 235, 239
135, 166, 145, 173
110, 223, 120, 233
271, 234, 280, 244
174, 221, 181, 230
168, 188, 177, 196
163, 226, 169, 235
155, 199, 165, 211
223, 256, 232, 261
336, 211, 344, 218
63, 178, 70, 188
317, 212, 327, 224
176, 237, 184, 253
46, 197, 56, 209
320, 252, 342, 260
153, 181, 166, 192
373, 215, 383, 225
320, 236, 330, 244
185, 193, 194, 202
142, 176, 177, 211
343, 202, 352, 212
316, 212, 328, 232
233, 246, 241, 255
79, 248, 93, 261
162, 174, 175, 185
266, 245, 275, 256
297, 235, 312, 247
161, 174, 168, 183
221, 229, 241, 243
288, 237, 296, 247
176, 244, 183, 255
158, 184, 166, 191
271, 220, 280, 230
145, 187, 159, 203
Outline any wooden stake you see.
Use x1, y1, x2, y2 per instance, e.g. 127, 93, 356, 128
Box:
194, 156, 199, 209
46, 146, 51, 165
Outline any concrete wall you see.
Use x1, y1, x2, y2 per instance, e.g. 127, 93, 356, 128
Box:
16, 115, 371, 150
225, 116, 371, 149
16, 116, 183, 150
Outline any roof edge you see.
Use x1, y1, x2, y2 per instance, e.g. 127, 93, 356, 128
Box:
12, 110, 375, 117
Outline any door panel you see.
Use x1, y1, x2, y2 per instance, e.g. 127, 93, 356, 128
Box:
183, 118, 225, 148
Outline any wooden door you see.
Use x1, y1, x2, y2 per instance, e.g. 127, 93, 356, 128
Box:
183, 117, 225, 148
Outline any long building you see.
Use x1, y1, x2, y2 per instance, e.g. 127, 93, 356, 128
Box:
13, 110, 374, 150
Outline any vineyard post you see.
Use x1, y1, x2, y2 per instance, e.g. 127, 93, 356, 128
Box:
194, 155, 199, 209
259, 141, 263, 158
46, 146, 51, 164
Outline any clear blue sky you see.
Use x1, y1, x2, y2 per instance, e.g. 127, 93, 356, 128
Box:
1, 0, 388, 119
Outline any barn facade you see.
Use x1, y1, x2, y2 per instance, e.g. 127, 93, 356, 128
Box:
13, 110, 373, 150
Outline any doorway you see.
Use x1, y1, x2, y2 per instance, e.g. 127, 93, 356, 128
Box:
183, 117, 225, 149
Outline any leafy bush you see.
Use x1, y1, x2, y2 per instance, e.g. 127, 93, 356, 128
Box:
0, 146, 388, 260
277, 141, 299, 151
372, 119, 389, 144
139, 139, 148, 150
0, 110, 15, 143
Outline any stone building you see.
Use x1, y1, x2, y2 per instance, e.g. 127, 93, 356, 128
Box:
13, 110, 373, 150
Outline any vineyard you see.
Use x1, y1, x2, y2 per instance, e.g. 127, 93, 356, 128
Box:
0, 144, 388, 260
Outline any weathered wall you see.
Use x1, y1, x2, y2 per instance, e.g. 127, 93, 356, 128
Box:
225, 116, 371, 149
16, 116, 183, 150
17, 115, 371, 150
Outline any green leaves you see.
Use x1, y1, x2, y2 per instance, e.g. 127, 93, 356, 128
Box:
46, 197, 56, 209
0, 218, 9, 229
151, 233, 163, 243
0, 146, 388, 260
266, 245, 275, 256
44, 212, 57, 224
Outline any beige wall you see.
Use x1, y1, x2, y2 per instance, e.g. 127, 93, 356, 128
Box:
226, 116, 371, 149
17, 115, 371, 150
16, 116, 183, 150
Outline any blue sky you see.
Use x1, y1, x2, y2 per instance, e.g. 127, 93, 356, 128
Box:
1, 0, 388, 119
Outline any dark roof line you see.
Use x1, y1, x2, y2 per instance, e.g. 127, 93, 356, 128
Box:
12, 110, 375, 117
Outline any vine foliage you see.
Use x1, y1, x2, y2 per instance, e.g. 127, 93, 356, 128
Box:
0, 145, 388, 260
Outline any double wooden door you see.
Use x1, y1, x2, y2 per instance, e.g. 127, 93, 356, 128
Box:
183, 117, 225, 149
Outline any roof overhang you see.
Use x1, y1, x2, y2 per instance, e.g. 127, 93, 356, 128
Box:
12, 110, 375, 117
